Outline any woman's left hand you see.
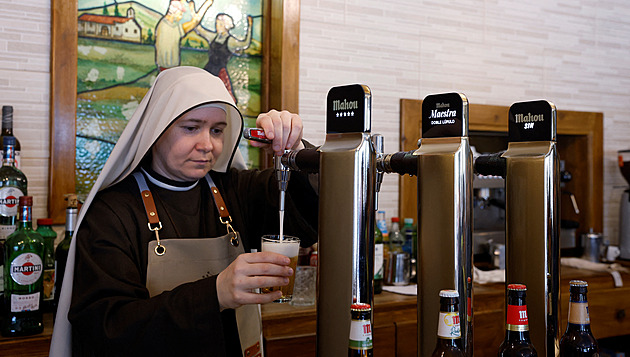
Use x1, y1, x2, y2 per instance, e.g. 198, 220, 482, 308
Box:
251, 109, 305, 156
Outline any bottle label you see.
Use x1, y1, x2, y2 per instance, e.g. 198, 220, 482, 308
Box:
374, 243, 384, 279
10, 252, 43, 285
568, 301, 590, 324
11, 292, 40, 313
376, 219, 388, 236
467, 296, 472, 322
507, 304, 530, 331
349, 319, 373, 350
0, 186, 23, 217
43, 268, 56, 301
437, 312, 461, 339
0, 224, 16, 240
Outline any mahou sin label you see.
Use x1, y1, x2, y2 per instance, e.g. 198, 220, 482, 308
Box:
507, 304, 529, 331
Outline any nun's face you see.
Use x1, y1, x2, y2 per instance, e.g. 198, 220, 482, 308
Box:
151, 106, 226, 181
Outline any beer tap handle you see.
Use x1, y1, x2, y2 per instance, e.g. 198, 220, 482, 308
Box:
281, 148, 320, 173
474, 151, 507, 177
376, 150, 418, 176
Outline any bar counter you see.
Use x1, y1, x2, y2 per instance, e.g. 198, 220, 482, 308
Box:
1, 265, 629, 356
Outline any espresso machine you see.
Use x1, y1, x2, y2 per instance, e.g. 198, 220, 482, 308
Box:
477, 100, 560, 356
619, 150, 630, 260
315, 84, 376, 356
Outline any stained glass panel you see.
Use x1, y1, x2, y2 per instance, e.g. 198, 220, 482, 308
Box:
76, 0, 263, 201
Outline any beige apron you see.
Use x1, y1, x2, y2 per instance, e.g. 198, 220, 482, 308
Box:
133, 172, 263, 357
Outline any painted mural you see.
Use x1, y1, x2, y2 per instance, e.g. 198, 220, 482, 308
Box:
76, 0, 263, 201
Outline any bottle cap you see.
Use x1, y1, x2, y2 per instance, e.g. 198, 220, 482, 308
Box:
3, 136, 15, 146
439, 289, 459, 298
507, 284, 527, 291
391, 217, 400, 223
403, 218, 414, 225
569, 280, 588, 287
351, 303, 372, 311
569, 280, 588, 294
37, 218, 53, 226
19, 196, 33, 206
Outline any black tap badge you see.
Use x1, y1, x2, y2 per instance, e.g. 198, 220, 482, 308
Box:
508, 100, 556, 142
326, 84, 371, 134
422, 92, 468, 138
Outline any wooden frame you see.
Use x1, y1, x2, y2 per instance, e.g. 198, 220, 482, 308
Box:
49, 0, 300, 223
400, 98, 603, 236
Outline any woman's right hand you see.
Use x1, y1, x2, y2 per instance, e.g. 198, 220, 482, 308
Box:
216, 252, 294, 310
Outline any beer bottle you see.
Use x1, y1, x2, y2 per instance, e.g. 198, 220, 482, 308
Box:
559, 280, 599, 356
389, 217, 404, 253
432, 289, 464, 357
497, 284, 537, 356
348, 303, 373, 357
374, 223, 384, 294
2, 196, 45, 337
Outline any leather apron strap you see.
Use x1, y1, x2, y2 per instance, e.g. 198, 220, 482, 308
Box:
132, 171, 263, 357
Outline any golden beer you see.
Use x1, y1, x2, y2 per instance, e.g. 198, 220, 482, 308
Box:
261, 235, 300, 303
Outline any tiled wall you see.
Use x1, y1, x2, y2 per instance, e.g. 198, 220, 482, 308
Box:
0, 0, 51, 221
1, 0, 629, 243
300, 0, 630, 244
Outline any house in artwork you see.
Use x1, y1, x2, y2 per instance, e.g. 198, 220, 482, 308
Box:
78, 7, 142, 43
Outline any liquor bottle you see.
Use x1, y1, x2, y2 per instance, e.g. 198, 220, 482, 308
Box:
1, 106, 21, 169
401, 217, 417, 261
0, 136, 27, 300
432, 289, 464, 357
376, 211, 390, 282
36, 218, 58, 312
374, 222, 384, 294
389, 217, 404, 253
497, 284, 537, 356
2, 196, 44, 337
54, 193, 78, 320
559, 280, 599, 356
348, 303, 373, 357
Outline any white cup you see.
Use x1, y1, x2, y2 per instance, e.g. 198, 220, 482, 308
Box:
606, 245, 621, 262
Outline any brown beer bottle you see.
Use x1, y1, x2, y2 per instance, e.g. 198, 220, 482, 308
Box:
432, 289, 464, 357
497, 284, 537, 356
348, 303, 373, 357
559, 280, 599, 356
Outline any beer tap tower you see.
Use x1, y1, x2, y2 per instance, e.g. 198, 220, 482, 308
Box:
316, 84, 376, 356
503, 100, 560, 356
415, 93, 474, 356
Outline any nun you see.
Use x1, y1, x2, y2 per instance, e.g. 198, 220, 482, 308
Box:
50, 66, 318, 356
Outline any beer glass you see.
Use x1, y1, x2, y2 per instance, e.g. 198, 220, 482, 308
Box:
261, 235, 300, 303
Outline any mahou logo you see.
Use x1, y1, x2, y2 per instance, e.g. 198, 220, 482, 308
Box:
0, 186, 24, 216
10, 253, 43, 286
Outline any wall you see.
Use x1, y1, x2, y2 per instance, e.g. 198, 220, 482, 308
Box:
0, 0, 50, 222
1, 0, 629, 243
300, 0, 630, 244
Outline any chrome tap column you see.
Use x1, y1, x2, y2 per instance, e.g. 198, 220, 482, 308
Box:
503, 100, 560, 356
317, 84, 376, 356
416, 93, 474, 356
